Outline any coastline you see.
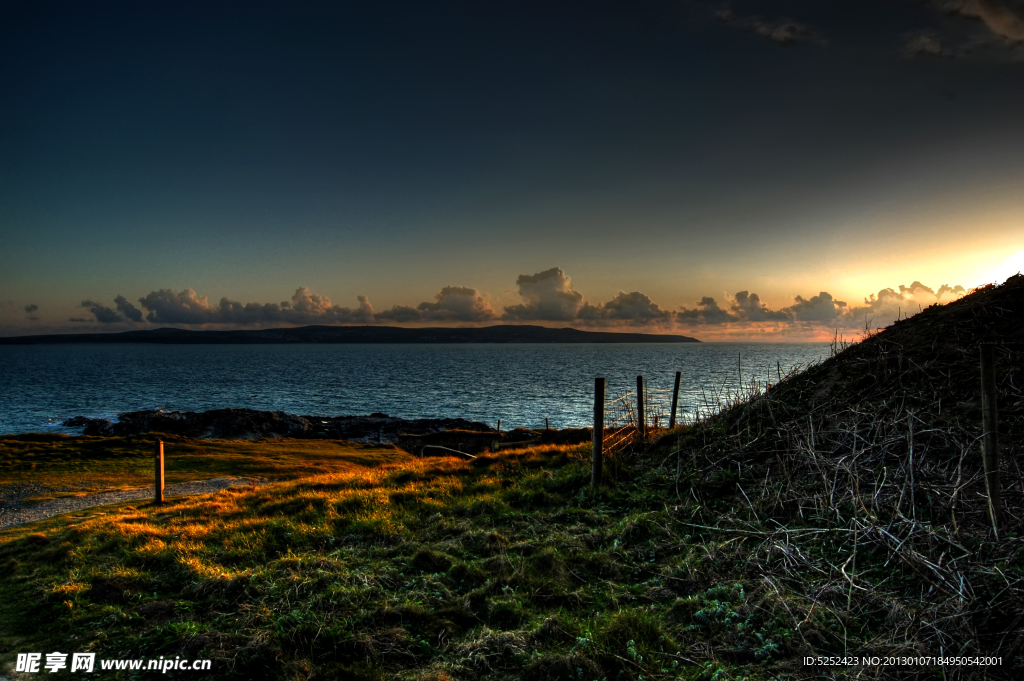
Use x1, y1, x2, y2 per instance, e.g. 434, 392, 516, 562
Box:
0, 324, 701, 345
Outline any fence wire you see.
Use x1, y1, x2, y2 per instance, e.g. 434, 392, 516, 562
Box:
600, 381, 678, 456
643, 386, 674, 431
602, 388, 636, 456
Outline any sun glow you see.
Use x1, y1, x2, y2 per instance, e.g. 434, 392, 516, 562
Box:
993, 250, 1024, 285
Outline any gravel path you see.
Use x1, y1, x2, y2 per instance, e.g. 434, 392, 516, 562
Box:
0, 477, 269, 530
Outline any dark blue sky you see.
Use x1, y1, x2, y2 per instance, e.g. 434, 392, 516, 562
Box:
3, 0, 1023, 338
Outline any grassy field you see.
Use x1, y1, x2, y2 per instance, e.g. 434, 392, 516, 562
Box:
0, 432, 965, 681
0, 425, 1020, 679
1, 443, 716, 681
0, 434, 409, 502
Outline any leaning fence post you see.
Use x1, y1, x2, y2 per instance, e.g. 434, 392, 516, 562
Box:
980, 344, 1002, 533
592, 378, 605, 487
669, 371, 681, 429
155, 440, 164, 505
636, 375, 646, 444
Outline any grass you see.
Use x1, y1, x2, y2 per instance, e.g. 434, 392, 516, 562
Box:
1, 426, 1019, 679
0, 434, 408, 501
0, 441, 808, 680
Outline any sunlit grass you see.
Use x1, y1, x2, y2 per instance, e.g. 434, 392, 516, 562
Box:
0, 434, 409, 500
4, 421, 1007, 679
0, 443, 713, 680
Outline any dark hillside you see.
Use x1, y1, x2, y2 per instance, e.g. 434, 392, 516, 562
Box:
643, 274, 1024, 676
766, 273, 1024, 418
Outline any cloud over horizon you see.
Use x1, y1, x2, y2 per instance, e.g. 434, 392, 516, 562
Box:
672, 280, 966, 330
502, 268, 585, 321
137, 287, 375, 325
377, 286, 495, 323
69, 269, 968, 339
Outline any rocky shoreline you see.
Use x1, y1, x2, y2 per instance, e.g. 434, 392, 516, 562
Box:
61, 408, 593, 454
64, 408, 494, 442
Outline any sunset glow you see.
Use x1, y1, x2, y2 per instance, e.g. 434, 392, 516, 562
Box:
2, 1, 1022, 341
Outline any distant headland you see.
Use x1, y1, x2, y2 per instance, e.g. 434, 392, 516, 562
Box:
0, 324, 700, 344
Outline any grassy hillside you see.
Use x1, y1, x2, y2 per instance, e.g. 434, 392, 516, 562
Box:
635, 275, 1024, 678
1, 276, 1022, 680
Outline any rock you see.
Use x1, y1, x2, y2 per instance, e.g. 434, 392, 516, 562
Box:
61, 415, 95, 428
61, 408, 496, 442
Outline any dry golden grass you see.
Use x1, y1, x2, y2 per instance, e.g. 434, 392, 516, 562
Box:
0, 434, 409, 500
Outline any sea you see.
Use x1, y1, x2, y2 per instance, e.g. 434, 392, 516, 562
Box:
0, 343, 829, 435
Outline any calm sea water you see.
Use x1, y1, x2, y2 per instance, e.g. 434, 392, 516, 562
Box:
0, 343, 828, 434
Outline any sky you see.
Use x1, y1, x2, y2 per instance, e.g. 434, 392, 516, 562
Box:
2, 0, 1023, 340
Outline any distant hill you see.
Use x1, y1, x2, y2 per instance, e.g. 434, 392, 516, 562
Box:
0, 324, 699, 344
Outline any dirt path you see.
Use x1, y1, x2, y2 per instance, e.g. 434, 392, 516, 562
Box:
0, 478, 269, 530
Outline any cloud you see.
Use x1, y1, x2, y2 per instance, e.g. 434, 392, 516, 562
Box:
500, 268, 672, 325
23, 304, 38, 313
936, 283, 967, 299
78, 295, 145, 324
904, 31, 954, 57
677, 290, 796, 325
672, 281, 965, 331
137, 289, 217, 324
900, 281, 935, 296
578, 291, 673, 324
677, 291, 794, 325
81, 300, 126, 324
730, 291, 792, 322
139, 287, 375, 325
114, 295, 143, 322
378, 286, 495, 323
503, 268, 585, 321
787, 291, 848, 322
952, 0, 1024, 41
915, 0, 1024, 59
372, 304, 420, 323
677, 296, 739, 324
714, 4, 827, 46
61, 274, 966, 337
783, 282, 963, 328
843, 281, 965, 328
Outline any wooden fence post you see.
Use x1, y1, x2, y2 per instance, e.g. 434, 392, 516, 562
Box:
592, 378, 605, 488
980, 344, 1002, 532
907, 411, 915, 521
155, 440, 164, 505
669, 371, 681, 429
636, 375, 646, 444
545, 418, 549, 431
738, 353, 742, 394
